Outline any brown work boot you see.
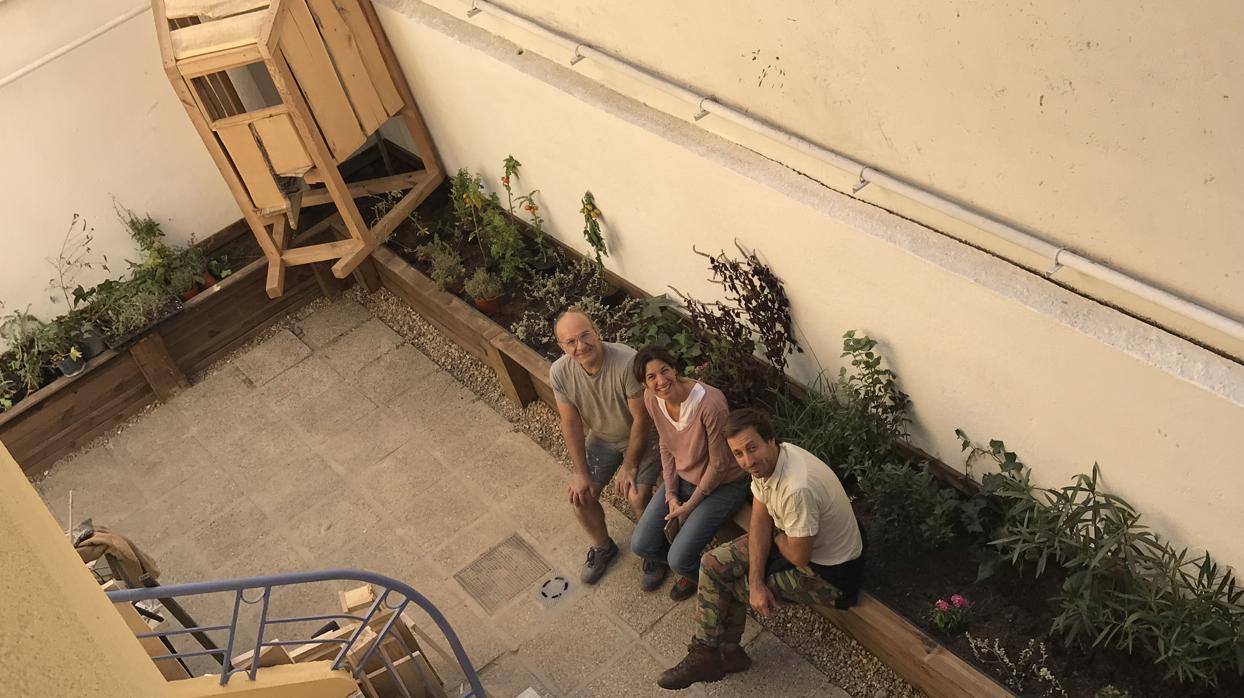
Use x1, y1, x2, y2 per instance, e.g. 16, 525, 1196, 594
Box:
720, 642, 752, 675
658, 639, 725, 690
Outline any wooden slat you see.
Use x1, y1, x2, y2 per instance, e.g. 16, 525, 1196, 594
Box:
332, 0, 401, 115
282, 239, 362, 265
299, 170, 425, 207
211, 104, 287, 130
253, 113, 313, 175
353, 0, 442, 176
278, 0, 366, 159
218, 123, 286, 210
166, 0, 269, 19
308, 0, 388, 133
267, 217, 289, 296
171, 10, 266, 59
177, 44, 263, 77
129, 334, 190, 401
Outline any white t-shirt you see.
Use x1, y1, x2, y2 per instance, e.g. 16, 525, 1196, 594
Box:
751, 443, 863, 566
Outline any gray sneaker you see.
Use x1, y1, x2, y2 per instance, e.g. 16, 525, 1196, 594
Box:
641, 558, 669, 591
580, 539, 619, 585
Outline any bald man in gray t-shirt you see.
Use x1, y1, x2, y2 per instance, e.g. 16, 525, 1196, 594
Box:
551, 310, 659, 584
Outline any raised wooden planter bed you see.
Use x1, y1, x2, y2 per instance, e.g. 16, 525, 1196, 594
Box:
1, 220, 335, 475
369, 243, 1014, 698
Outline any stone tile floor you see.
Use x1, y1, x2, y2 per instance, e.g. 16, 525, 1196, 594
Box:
36, 299, 851, 698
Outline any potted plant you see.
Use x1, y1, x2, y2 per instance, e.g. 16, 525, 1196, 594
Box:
0, 374, 16, 412
1, 309, 48, 394
165, 245, 213, 301
415, 241, 466, 294
41, 320, 85, 378
464, 268, 503, 317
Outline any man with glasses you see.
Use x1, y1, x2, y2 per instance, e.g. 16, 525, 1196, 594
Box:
551, 308, 660, 584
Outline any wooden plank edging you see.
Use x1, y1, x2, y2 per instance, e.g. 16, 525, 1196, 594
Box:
369, 246, 1015, 698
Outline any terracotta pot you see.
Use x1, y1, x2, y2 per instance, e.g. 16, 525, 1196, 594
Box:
177, 287, 200, 302
202, 271, 219, 288
474, 297, 500, 317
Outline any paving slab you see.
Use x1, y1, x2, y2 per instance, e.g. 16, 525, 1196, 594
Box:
296, 298, 370, 348
318, 318, 403, 377
233, 329, 312, 385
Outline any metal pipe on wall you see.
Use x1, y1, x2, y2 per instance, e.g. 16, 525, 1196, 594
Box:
0, 4, 150, 90
465, 0, 1244, 347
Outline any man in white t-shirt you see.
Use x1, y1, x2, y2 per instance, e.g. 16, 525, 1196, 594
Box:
657, 408, 865, 690
551, 309, 660, 585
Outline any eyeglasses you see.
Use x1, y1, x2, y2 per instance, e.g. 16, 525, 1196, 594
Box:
558, 329, 597, 349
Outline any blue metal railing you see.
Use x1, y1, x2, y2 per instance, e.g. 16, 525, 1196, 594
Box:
106, 568, 485, 698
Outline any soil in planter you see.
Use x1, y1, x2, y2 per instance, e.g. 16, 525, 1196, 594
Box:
855, 502, 1244, 698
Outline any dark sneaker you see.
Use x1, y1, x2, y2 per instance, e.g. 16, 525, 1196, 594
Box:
720, 643, 752, 675
669, 575, 697, 601
641, 559, 669, 591
580, 539, 618, 585
834, 591, 859, 609
658, 640, 725, 689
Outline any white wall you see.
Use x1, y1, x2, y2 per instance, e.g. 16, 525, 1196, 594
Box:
374, 0, 1244, 570
0, 3, 237, 327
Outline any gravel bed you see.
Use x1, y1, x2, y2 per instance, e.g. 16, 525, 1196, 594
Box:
359, 287, 922, 698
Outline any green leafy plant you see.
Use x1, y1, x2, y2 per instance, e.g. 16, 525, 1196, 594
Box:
415, 241, 465, 291
208, 255, 234, 280
464, 268, 503, 301
580, 191, 607, 269
481, 203, 527, 284
39, 319, 83, 365
929, 594, 972, 634
450, 168, 488, 256
0, 374, 15, 412
1, 309, 47, 393
773, 332, 908, 477
624, 295, 705, 372
859, 460, 959, 548
501, 155, 521, 216
959, 431, 1244, 687
1093, 686, 1130, 698
509, 259, 640, 356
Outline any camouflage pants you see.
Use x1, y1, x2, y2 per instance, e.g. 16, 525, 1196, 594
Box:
695, 534, 842, 647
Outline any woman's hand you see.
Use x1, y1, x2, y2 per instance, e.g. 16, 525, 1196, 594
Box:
665, 499, 691, 525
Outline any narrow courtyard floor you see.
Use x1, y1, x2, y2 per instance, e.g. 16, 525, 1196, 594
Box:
36, 293, 909, 698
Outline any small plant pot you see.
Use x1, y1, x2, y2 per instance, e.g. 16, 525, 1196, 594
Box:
474, 296, 501, 317
54, 355, 87, 378
77, 326, 108, 359
202, 271, 219, 288
177, 287, 201, 302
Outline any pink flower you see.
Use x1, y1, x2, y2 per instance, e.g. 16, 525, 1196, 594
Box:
951, 594, 969, 608
501, 176, 510, 187
934, 599, 950, 612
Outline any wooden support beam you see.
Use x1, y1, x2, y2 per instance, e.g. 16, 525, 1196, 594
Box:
487, 335, 539, 407
129, 334, 189, 401
282, 239, 361, 266
299, 170, 426, 207
266, 216, 289, 297
210, 104, 288, 131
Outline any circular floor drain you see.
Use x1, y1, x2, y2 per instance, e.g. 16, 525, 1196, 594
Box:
540, 576, 569, 599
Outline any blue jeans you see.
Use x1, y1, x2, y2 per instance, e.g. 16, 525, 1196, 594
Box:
631, 477, 751, 578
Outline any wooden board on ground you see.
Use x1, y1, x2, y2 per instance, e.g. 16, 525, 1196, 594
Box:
340, 584, 377, 614
105, 581, 191, 681
364, 653, 446, 698
232, 643, 294, 671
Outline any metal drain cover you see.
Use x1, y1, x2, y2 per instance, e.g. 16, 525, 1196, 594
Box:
454, 534, 551, 614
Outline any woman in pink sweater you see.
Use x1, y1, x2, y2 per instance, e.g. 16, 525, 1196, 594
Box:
629, 346, 751, 601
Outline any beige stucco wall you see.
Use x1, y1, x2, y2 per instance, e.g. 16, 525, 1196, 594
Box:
0, 1, 237, 330
0, 442, 171, 697
374, 0, 1244, 570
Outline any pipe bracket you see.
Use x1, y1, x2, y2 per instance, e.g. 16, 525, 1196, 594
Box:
693, 97, 712, 121
466, 1, 481, 18
852, 167, 871, 194
570, 45, 586, 65
1046, 248, 1067, 277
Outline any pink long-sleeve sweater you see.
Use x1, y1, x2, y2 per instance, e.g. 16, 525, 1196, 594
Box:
643, 382, 747, 494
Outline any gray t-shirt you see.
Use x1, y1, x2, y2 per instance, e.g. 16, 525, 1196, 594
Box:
550, 342, 643, 447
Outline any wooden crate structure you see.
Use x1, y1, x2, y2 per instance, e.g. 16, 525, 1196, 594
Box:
152, 0, 443, 298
